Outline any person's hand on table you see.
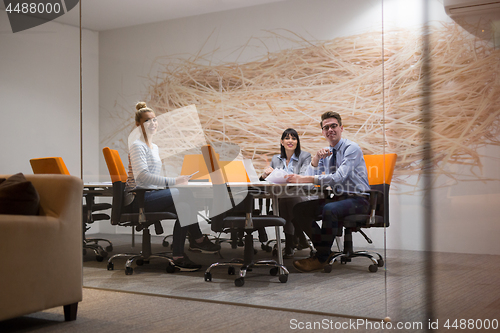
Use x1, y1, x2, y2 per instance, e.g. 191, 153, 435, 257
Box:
284, 174, 314, 183
261, 166, 274, 180
175, 175, 190, 185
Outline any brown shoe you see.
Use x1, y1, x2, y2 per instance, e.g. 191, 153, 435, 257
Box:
293, 256, 326, 273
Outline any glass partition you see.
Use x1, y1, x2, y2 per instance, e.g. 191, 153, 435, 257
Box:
92, 0, 389, 321
2, 0, 498, 326
82, 0, 499, 328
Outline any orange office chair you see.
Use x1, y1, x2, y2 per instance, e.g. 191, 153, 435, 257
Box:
102, 147, 177, 275
171, 153, 263, 251
30, 157, 112, 261
219, 159, 269, 249
201, 144, 289, 286
324, 153, 397, 273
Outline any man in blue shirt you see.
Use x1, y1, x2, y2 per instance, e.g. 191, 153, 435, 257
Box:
285, 111, 370, 272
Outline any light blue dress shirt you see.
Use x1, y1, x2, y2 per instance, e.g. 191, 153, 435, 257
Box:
277, 154, 297, 174
305, 138, 370, 195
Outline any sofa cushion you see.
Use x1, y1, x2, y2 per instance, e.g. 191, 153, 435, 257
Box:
0, 173, 40, 215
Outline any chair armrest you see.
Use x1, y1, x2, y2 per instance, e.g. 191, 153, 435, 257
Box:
365, 189, 382, 225
131, 188, 155, 224
22, 174, 83, 219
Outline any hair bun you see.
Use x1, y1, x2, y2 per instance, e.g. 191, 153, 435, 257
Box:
136, 102, 147, 111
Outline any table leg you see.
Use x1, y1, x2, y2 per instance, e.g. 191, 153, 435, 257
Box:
272, 194, 284, 272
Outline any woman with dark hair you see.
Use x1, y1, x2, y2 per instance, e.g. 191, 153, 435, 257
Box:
259, 128, 311, 257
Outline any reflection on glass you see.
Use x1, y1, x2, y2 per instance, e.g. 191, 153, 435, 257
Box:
82, 0, 500, 325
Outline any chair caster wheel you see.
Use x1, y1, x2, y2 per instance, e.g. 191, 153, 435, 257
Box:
324, 264, 332, 273
107, 262, 114, 270
204, 272, 212, 282
270, 267, 279, 276
235, 277, 244, 287
136, 259, 144, 266
162, 240, 169, 247
228, 267, 236, 275
125, 267, 133, 275
166, 263, 176, 273
96, 254, 104, 262
279, 274, 288, 283
377, 258, 384, 267
105, 245, 113, 252
369, 264, 378, 272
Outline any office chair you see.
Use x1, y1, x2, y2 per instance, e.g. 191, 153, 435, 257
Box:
29, 157, 112, 261
102, 147, 177, 275
172, 153, 267, 252
160, 153, 214, 249
260, 197, 315, 257
201, 145, 289, 286
323, 153, 397, 273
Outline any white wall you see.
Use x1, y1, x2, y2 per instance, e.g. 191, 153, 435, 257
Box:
97, 0, 500, 254
0, 9, 100, 182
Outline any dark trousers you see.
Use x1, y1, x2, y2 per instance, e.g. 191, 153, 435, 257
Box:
132, 188, 203, 257
292, 195, 369, 262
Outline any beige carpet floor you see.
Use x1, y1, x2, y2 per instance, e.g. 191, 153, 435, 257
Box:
1, 287, 363, 333
80, 233, 500, 327
2, 230, 499, 332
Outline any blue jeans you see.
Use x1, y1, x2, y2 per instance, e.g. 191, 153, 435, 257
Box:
292, 195, 369, 262
131, 188, 203, 257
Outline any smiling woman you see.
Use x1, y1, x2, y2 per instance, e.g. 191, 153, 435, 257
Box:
259, 128, 311, 257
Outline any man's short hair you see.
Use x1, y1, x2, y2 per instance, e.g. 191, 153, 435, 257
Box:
320, 111, 342, 128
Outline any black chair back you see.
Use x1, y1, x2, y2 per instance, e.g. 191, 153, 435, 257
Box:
370, 183, 390, 227
110, 181, 125, 226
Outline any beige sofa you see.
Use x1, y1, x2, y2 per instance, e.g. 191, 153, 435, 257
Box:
0, 174, 83, 322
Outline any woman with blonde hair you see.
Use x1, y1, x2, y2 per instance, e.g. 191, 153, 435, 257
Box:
124, 102, 219, 271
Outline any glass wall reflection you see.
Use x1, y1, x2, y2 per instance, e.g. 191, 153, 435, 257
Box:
93, 0, 389, 320
78, 0, 499, 327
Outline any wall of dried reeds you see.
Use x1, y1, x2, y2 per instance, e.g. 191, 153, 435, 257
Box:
139, 22, 500, 184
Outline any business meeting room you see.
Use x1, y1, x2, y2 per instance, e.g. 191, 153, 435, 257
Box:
1, 0, 499, 331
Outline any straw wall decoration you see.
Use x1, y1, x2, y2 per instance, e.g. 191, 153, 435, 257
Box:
108, 22, 500, 185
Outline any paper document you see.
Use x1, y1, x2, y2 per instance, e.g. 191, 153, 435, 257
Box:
265, 168, 291, 184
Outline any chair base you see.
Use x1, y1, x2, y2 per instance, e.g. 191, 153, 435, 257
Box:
161, 234, 173, 248
107, 252, 175, 275
85, 237, 113, 252
83, 237, 113, 261
325, 250, 384, 273
324, 229, 385, 273
106, 228, 174, 275
83, 241, 108, 262
266, 238, 315, 258
203, 233, 289, 286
